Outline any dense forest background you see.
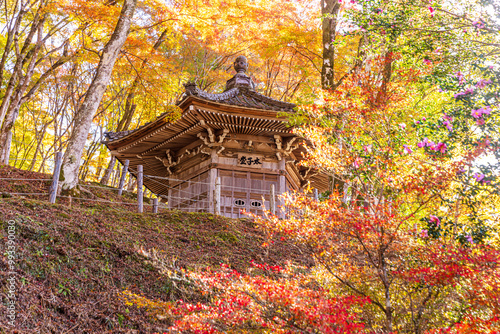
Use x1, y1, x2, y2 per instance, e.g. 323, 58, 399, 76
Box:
0, 0, 326, 180
1, 0, 497, 187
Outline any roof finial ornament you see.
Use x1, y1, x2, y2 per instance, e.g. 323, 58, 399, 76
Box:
234, 55, 248, 74
225, 55, 255, 91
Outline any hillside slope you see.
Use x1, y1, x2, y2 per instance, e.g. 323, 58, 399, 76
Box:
0, 165, 310, 333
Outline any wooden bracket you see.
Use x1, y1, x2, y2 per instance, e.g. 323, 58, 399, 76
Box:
207, 128, 215, 143
200, 147, 211, 155
284, 137, 295, 151
197, 132, 210, 146
218, 129, 230, 143
274, 135, 283, 150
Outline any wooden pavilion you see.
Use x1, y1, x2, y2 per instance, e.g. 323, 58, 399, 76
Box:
103, 56, 328, 218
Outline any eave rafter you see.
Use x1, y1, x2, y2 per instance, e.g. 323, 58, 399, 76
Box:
135, 121, 205, 157
114, 109, 194, 152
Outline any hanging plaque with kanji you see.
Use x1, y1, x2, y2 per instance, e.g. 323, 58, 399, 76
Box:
237, 153, 263, 168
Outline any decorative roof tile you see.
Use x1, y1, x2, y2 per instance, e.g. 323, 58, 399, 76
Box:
104, 130, 134, 141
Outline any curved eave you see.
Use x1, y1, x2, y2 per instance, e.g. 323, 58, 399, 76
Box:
103, 113, 173, 149
105, 95, 295, 150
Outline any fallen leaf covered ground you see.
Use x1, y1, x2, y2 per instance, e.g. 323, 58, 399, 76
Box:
0, 164, 311, 333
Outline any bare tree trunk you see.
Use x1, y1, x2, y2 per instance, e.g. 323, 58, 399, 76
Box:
321, 0, 341, 90
60, 0, 138, 193
0, 17, 45, 163
127, 174, 136, 192
112, 166, 120, 187
79, 139, 101, 181
37, 154, 50, 173
2, 132, 12, 164
376, 50, 394, 107
100, 155, 116, 185
320, 0, 365, 91
29, 122, 51, 171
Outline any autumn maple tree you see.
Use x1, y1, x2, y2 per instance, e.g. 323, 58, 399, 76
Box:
133, 59, 497, 333
259, 58, 499, 332
258, 1, 499, 331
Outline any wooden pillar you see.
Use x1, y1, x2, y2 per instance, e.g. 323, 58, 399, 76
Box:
270, 184, 276, 216
278, 158, 286, 218
49, 152, 63, 204
153, 197, 158, 213
278, 158, 286, 193
118, 160, 129, 196
137, 165, 143, 213
167, 186, 172, 209
208, 149, 219, 214
214, 177, 221, 215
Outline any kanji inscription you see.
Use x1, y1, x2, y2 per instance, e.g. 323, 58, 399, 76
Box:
237, 154, 263, 168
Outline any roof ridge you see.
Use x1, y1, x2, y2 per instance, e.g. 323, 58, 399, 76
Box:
244, 89, 296, 109
186, 84, 240, 102
182, 82, 296, 112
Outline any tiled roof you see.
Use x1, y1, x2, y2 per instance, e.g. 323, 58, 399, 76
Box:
103, 130, 135, 141
181, 83, 296, 112
103, 56, 296, 144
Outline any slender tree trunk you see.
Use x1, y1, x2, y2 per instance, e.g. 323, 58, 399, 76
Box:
37, 154, 49, 173
79, 140, 100, 181
127, 174, 136, 192
2, 132, 12, 164
381, 258, 394, 333
60, 0, 138, 193
95, 166, 102, 181
0, 18, 45, 163
100, 155, 116, 185
321, 0, 341, 90
376, 50, 394, 106
321, 0, 342, 193
0, 0, 24, 88
112, 166, 120, 187
29, 122, 50, 171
